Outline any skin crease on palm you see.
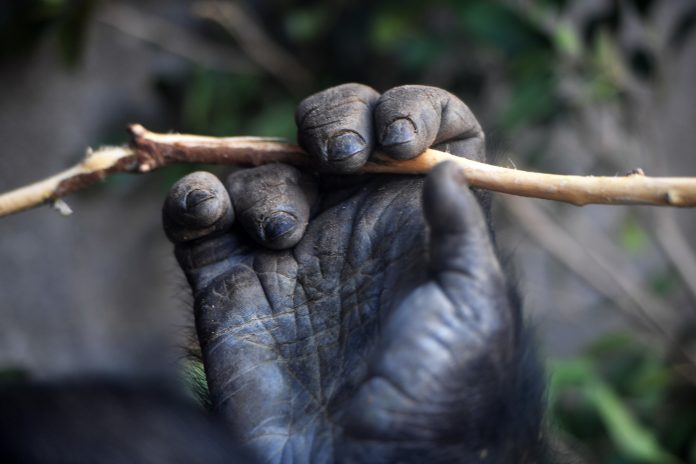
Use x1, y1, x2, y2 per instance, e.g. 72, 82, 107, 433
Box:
163, 84, 546, 463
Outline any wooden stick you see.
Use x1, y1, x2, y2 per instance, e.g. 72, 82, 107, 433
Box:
1, 124, 695, 218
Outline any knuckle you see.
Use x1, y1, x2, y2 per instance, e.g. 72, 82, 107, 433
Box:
296, 83, 377, 129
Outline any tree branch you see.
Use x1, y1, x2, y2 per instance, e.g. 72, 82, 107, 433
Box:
1, 124, 695, 218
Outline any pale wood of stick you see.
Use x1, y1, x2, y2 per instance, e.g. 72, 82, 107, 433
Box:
0, 146, 134, 217
0, 124, 695, 218
367, 151, 696, 206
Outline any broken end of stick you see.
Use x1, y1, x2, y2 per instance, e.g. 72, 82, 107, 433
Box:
128, 123, 147, 138
126, 124, 164, 170
80, 146, 135, 172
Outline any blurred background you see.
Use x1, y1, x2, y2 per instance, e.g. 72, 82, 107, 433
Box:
1, 0, 695, 461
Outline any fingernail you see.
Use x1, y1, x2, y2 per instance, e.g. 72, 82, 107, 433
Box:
262, 212, 297, 241
185, 189, 214, 210
327, 132, 366, 161
381, 118, 416, 146
182, 189, 222, 227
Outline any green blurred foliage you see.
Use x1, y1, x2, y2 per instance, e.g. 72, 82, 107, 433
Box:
649, 270, 681, 299
4, 0, 695, 140
620, 216, 650, 255
550, 334, 696, 463
8, 0, 692, 144
283, 6, 328, 43
0, 0, 96, 66
173, 0, 564, 140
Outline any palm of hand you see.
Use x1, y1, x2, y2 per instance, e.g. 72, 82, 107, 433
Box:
164, 85, 538, 463
197, 177, 427, 462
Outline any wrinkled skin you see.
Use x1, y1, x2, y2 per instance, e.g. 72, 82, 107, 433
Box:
164, 84, 544, 463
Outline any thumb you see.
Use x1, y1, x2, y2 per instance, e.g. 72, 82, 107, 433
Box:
423, 160, 499, 280
342, 162, 515, 444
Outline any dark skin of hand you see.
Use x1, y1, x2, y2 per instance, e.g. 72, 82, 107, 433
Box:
163, 84, 543, 463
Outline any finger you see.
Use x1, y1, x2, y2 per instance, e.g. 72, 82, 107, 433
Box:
343, 162, 518, 443
195, 264, 297, 462
296, 83, 380, 173
423, 161, 498, 276
162, 171, 234, 243
374, 85, 485, 162
227, 164, 317, 250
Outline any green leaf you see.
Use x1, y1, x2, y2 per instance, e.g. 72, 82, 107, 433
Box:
553, 22, 581, 59
547, 358, 594, 409
549, 358, 594, 387
587, 379, 677, 463
589, 29, 624, 99
182, 359, 211, 409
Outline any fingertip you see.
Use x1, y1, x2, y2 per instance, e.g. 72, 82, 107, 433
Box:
181, 189, 225, 228
378, 117, 426, 160
324, 130, 370, 173
423, 161, 481, 234
262, 211, 298, 242
163, 171, 234, 243
296, 83, 379, 174
423, 162, 496, 276
227, 164, 316, 250
375, 85, 485, 163
375, 86, 440, 160
256, 210, 304, 250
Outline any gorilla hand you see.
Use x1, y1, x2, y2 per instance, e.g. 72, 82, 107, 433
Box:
163, 84, 542, 463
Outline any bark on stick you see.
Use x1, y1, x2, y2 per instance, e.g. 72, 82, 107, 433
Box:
0, 124, 694, 218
